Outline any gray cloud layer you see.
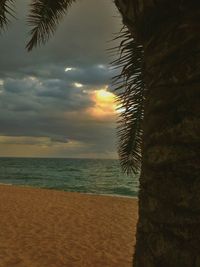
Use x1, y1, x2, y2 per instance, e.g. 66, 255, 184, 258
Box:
0, 0, 122, 158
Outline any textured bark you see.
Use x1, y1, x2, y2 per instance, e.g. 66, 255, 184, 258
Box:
115, 1, 200, 266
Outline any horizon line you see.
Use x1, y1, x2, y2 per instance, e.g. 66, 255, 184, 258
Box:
0, 156, 118, 161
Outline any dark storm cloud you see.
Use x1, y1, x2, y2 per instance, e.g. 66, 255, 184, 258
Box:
0, 0, 121, 74
18, 64, 117, 88
1, 76, 93, 114
0, 0, 122, 157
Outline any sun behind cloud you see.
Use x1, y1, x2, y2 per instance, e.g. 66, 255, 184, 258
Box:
96, 89, 114, 102
88, 86, 117, 118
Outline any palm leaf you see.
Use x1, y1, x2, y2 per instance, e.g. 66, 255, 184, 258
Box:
112, 27, 145, 174
26, 0, 76, 51
0, 0, 15, 31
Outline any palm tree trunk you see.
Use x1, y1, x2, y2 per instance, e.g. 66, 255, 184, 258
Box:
115, 1, 200, 266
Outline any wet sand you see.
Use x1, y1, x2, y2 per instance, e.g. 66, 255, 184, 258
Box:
0, 185, 138, 267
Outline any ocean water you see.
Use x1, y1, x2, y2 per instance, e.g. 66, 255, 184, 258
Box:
0, 158, 139, 197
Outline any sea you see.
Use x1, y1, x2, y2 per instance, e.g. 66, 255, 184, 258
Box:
0, 157, 139, 197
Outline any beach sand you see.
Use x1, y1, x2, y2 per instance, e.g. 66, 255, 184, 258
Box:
0, 185, 138, 267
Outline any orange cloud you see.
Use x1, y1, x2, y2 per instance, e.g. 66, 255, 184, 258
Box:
87, 87, 117, 119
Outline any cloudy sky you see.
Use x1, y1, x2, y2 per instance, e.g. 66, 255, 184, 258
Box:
0, 0, 123, 159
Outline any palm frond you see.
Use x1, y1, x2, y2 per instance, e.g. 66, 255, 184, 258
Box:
112, 27, 145, 174
0, 0, 15, 32
26, 0, 76, 51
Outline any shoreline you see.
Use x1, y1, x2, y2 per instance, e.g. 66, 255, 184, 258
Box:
0, 184, 138, 267
0, 182, 138, 199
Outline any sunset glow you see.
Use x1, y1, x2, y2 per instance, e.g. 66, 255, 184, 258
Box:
96, 89, 114, 102
88, 87, 117, 118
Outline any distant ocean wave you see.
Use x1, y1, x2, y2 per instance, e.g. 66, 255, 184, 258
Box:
0, 158, 139, 197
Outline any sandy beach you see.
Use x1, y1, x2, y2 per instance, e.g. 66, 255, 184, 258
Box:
0, 185, 138, 267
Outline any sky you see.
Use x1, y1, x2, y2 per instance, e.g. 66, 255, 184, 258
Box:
0, 0, 122, 159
